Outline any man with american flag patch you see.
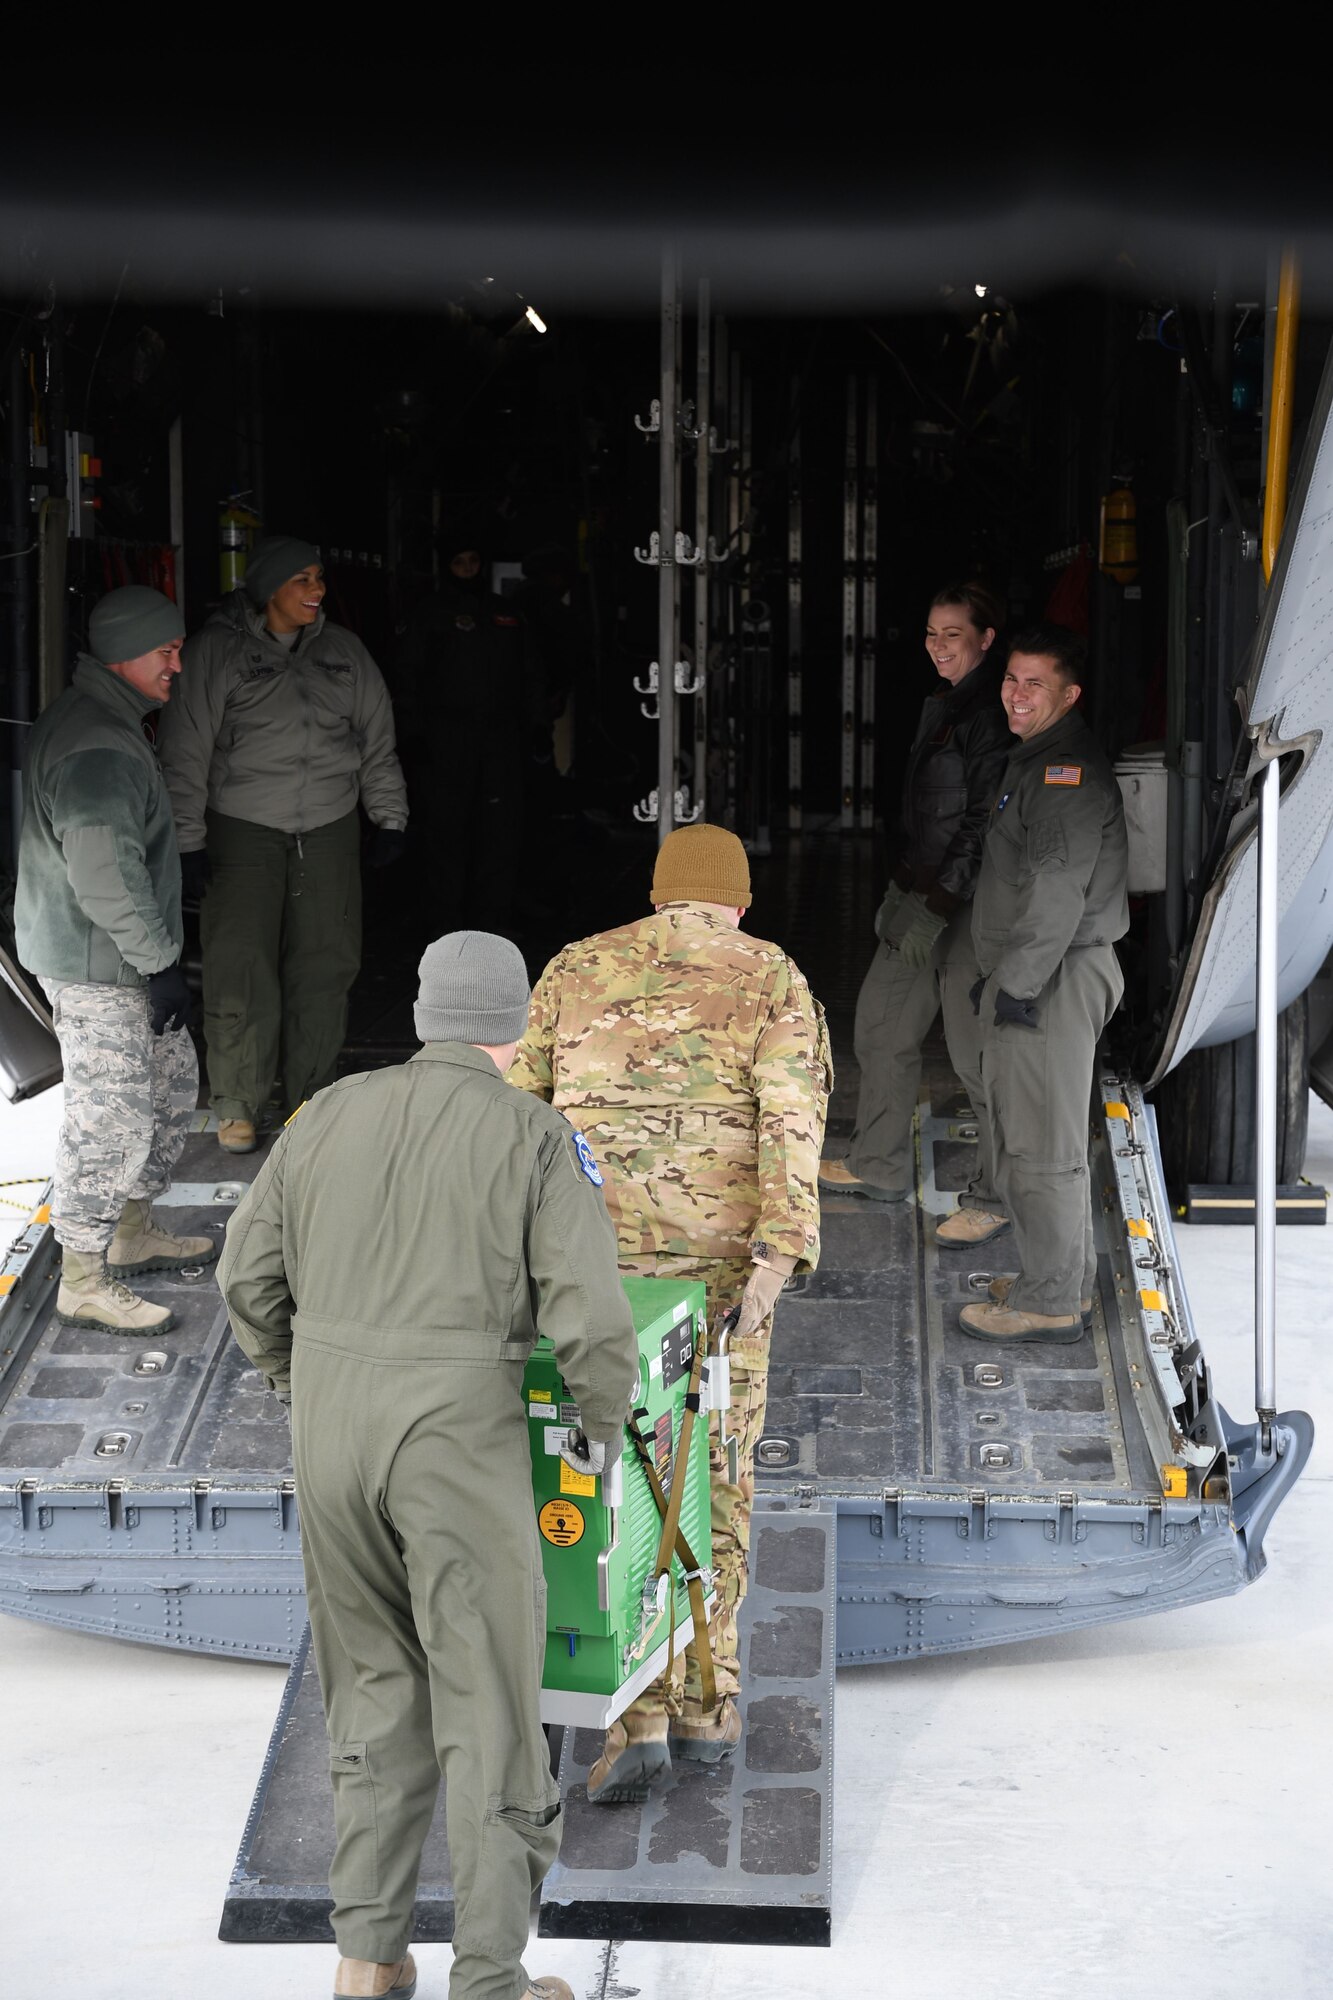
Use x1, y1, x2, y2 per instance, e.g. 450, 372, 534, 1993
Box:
953, 623, 1129, 1343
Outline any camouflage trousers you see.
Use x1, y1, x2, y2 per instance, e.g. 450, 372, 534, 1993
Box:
42, 980, 199, 1253
617, 1251, 773, 1723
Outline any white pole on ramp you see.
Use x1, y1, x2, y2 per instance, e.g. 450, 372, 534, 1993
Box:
1254, 752, 1280, 1447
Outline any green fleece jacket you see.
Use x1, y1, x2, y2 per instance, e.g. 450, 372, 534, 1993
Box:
14, 656, 183, 987
158, 590, 408, 851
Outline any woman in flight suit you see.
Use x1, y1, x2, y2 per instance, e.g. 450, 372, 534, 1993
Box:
819, 580, 1011, 1213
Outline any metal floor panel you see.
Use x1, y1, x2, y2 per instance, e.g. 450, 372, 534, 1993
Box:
220, 1500, 835, 1948
762, 1097, 1153, 1502
0, 1125, 288, 1485
539, 1498, 835, 1946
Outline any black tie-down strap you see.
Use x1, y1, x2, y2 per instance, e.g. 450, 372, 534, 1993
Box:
624, 1319, 717, 1717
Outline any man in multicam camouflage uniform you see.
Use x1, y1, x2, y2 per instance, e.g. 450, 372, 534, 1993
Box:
14, 586, 215, 1337
510, 821, 832, 1802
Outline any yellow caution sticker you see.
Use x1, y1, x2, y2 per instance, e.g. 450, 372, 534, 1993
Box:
1104, 1101, 1130, 1120
32, 1204, 51, 1226
0, 1274, 15, 1296
559, 1462, 597, 1497
1127, 1219, 1153, 1239
1160, 1464, 1188, 1499
529, 1388, 551, 1402
1140, 1289, 1166, 1313
538, 1499, 586, 1546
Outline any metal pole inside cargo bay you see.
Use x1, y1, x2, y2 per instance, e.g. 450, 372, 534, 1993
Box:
657, 247, 678, 844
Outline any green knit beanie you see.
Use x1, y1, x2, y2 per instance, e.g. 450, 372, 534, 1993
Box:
244, 536, 322, 606
88, 586, 184, 666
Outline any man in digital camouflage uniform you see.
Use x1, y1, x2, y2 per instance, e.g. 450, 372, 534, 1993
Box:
510, 822, 832, 1801
220, 932, 638, 2000
958, 624, 1129, 1343
14, 585, 215, 1336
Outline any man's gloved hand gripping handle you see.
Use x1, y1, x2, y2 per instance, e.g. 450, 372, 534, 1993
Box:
557, 1427, 624, 1480
736, 1251, 798, 1340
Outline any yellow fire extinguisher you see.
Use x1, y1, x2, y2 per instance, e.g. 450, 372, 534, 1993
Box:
1099, 484, 1138, 585
219, 496, 261, 595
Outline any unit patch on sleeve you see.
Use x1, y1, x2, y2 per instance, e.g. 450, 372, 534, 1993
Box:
1044, 765, 1083, 786
572, 1131, 604, 1186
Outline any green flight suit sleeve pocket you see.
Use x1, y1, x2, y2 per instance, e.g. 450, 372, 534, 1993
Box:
328, 1741, 380, 1898
1030, 817, 1068, 870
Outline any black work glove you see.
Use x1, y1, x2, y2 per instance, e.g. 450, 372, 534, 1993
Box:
146, 961, 191, 1035
969, 976, 985, 1017
994, 987, 1039, 1031
179, 848, 211, 904
367, 826, 408, 869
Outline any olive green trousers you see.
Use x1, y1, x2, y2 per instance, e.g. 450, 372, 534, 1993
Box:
849, 904, 998, 1204
200, 808, 361, 1123
980, 944, 1124, 1317
292, 1336, 559, 1997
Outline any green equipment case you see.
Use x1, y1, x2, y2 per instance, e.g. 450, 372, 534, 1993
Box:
527, 1276, 717, 1728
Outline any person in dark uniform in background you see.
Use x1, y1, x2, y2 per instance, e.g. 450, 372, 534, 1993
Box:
819, 581, 1011, 1209
957, 623, 1129, 1344
395, 529, 543, 938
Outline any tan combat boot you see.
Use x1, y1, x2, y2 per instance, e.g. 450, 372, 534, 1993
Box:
218, 1117, 257, 1154
670, 1695, 743, 1764
56, 1249, 176, 1335
817, 1158, 908, 1203
937, 1207, 1009, 1246
586, 1707, 671, 1804
522, 1981, 575, 2000
333, 1953, 416, 1997
109, 1198, 217, 1277
989, 1274, 1092, 1326
958, 1301, 1083, 1345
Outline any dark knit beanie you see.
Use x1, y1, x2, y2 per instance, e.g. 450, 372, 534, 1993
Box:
414, 932, 531, 1045
244, 536, 322, 607
651, 823, 752, 909
88, 586, 185, 666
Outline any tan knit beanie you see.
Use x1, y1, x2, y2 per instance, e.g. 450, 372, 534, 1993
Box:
651, 823, 752, 909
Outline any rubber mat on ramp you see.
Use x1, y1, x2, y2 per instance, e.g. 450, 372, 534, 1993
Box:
219, 1497, 835, 1947
538, 1496, 836, 1946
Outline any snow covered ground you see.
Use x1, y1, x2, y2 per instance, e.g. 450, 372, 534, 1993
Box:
3, 1088, 1330, 2000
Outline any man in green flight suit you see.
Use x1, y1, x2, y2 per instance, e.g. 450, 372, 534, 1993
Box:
218, 931, 639, 2000
956, 624, 1129, 1344
510, 823, 832, 1801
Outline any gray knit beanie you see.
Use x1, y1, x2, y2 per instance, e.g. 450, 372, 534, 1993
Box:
243, 536, 322, 607
88, 586, 185, 666
414, 932, 531, 1045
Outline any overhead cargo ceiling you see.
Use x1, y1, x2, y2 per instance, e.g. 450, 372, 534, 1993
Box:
7, 128, 1333, 309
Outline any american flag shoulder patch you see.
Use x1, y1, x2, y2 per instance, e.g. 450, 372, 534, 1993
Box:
1044, 764, 1083, 786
